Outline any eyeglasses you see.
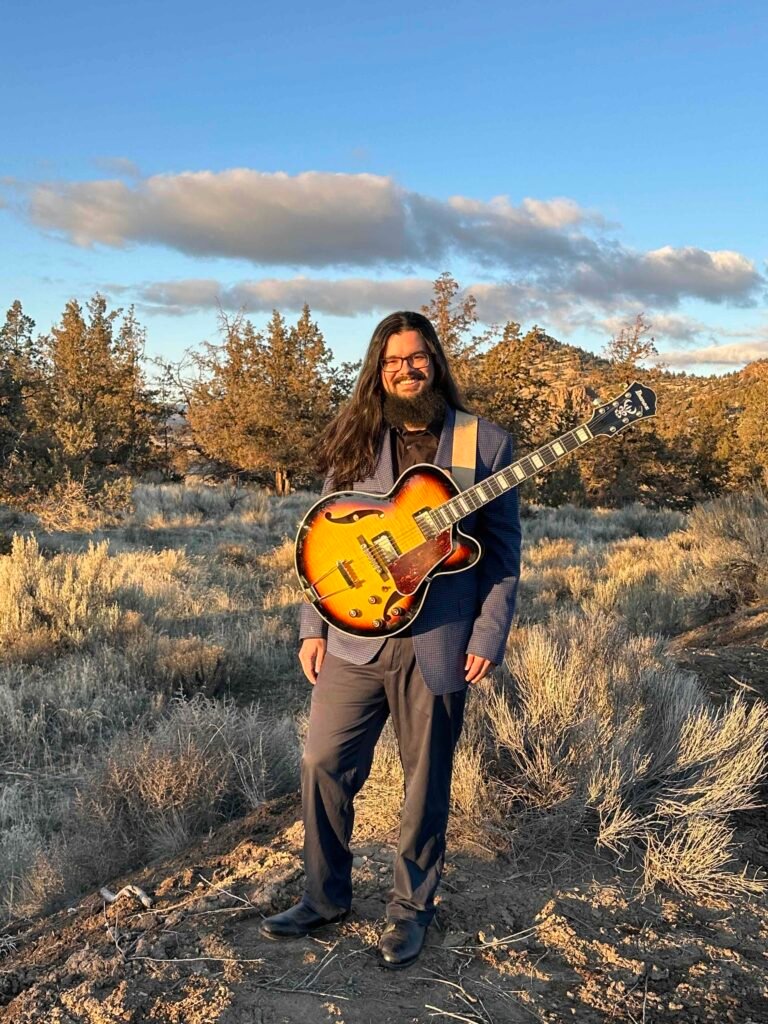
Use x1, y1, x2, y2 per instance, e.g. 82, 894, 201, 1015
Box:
380, 351, 431, 373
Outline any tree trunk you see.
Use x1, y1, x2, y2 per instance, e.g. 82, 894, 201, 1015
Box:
274, 466, 292, 496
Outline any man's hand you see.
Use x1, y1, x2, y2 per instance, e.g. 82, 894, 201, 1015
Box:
464, 653, 495, 684
299, 638, 327, 685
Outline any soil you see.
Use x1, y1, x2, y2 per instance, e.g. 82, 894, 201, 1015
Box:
666, 606, 768, 706
2, 610, 767, 1024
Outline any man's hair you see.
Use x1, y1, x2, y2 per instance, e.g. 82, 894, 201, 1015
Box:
317, 310, 468, 487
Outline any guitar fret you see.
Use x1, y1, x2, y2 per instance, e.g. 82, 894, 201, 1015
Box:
436, 409, 624, 527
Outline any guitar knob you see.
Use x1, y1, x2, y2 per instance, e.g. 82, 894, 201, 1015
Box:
349, 609, 361, 618
368, 595, 380, 604
392, 607, 404, 617
373, 618, 384, 628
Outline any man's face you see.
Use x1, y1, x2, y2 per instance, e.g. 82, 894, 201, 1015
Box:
380, 330, 435, 397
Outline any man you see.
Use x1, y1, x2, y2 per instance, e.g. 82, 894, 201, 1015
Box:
260, 311, 521, 968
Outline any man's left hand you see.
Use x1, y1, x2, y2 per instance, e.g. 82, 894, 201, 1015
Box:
464, 653, 495, 684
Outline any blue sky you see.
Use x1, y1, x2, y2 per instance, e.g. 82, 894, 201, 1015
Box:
2, 0, 766, 375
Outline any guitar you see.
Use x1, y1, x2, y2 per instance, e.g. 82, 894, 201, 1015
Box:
295, 381, 657, 639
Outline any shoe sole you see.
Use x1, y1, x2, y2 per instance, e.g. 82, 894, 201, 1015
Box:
259, 912, 349, 941
378, 951, 422, 970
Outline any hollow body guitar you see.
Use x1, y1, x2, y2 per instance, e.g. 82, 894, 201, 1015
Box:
295, 381, 657, 639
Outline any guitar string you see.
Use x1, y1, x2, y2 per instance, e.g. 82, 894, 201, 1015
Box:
313, 427, 583, 556
359, 401, 649, 550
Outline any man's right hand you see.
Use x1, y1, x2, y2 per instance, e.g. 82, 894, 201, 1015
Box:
299, 638, 326, 685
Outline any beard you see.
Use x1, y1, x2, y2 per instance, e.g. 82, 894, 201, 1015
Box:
382, 382, 447, 430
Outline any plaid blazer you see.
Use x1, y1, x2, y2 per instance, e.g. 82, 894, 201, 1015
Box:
299, 406, 522, 694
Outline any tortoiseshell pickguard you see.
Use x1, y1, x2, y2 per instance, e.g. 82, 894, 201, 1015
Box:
388, 532, 452, 595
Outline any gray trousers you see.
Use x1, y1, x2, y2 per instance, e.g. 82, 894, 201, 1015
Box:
301, 635, 466, 925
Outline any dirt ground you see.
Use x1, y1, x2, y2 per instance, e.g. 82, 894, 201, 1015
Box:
2, 611, 767, 1024
2, 801, 767, 1023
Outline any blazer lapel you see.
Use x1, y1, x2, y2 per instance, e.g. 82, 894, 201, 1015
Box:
355, 428, 394, 493
373, 428, 395, 491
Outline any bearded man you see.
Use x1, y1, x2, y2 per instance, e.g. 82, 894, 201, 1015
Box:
260, 311, 521, 968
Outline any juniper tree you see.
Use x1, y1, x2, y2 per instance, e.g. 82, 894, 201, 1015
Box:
420, 272, 494, 399
0, 301, 52, 500
187, 305, 346, 493
45, 295, 154, 472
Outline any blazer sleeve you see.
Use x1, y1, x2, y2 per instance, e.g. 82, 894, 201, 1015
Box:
466, 431, 522, 665
298, 472, 335, 642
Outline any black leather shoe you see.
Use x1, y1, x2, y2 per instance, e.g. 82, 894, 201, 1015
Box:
378, 919, 427, 969
259, 902, 348, 940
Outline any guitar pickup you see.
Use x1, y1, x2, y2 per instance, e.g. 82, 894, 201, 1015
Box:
372, 532, 400, 563
413, 507, 440, 539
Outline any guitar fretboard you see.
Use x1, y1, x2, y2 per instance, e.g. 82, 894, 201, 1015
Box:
430, 422, 594, 529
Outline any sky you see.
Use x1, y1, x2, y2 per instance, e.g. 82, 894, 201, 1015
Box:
2, 0, 767, 376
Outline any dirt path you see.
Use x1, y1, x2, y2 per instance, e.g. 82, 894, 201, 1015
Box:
2, 790, 767, 1024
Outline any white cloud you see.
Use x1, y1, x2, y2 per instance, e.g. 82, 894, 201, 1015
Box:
662, 339, 768, 366
27, 170, 410, 266
10, 166, 765, 351
137, 276, 435, 317
597, 312, 716, 346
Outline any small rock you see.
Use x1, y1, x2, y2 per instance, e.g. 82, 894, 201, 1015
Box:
133, 937, 153, 958
352, 856, 364, 869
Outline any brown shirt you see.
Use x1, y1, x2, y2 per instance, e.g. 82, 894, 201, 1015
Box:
391, 417, 443, 477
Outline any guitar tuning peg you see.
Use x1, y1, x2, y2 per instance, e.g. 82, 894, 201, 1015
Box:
592, 398, 602, 407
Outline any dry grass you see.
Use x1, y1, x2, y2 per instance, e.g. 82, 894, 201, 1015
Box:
9, 696, 300, 917
0, 481, 310, 919
1, 482, 767, 919
453, 489, 768, 898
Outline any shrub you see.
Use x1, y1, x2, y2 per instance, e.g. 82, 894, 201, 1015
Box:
12, 696, 300, 916
480, 611, 768, 898
29, 474, 133, 532
0, 535, 121, 654
683, 486, 768, 610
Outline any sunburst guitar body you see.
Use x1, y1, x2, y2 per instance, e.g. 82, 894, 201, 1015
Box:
295, 465, 480, 638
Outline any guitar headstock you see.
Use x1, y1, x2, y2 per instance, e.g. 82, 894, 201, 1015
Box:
587, 381, 657, 438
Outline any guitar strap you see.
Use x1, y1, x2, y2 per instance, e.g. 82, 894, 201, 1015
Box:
451, 410, 478, 490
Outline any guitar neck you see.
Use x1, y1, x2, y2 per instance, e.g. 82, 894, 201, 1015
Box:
431, 422, 596, 528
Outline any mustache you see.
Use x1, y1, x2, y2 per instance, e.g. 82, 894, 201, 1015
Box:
394, 372, 426, 384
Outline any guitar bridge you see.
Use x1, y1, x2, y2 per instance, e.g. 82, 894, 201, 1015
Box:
358, 536, 390, 580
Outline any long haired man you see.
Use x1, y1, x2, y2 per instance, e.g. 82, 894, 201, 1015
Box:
260, 311, 521, 968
